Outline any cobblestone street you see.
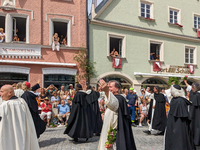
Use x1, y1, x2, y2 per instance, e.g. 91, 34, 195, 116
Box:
39, 126, 164, 150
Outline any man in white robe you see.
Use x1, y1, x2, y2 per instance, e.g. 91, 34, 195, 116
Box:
0, 85, 40, 150
98, 80, 136, 150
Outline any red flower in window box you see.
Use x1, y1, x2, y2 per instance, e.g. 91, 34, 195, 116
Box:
174, 23, 183, 28
145, 17, 153, 20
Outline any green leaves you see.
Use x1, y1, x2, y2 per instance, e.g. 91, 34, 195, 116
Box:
73, 48, 97, 81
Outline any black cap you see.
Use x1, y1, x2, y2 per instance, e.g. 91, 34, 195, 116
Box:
87, 85, 92, 90
76, 84, 82, 89
173, 84, 181, 90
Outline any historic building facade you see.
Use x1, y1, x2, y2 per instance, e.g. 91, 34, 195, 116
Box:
0, 0, 87, 88
89, 0, 200, 92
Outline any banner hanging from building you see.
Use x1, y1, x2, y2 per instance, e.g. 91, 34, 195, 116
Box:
112, 57, 122, 68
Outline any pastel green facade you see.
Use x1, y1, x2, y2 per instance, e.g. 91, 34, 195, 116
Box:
89, 0, 200, 90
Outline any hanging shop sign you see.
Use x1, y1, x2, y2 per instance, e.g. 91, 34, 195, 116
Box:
0, 45, 41, 59
152, 64, 194, 74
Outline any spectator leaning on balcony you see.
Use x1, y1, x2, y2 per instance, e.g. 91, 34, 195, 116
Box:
40, 97, 52, 127
55, 100, 70, 125
52, 33, 60, 51
0, 28, 5, 42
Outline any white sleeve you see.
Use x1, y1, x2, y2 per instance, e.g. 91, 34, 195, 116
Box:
186, 85, 192, 92
104, 91, 119, 112
145, 91, 151, 98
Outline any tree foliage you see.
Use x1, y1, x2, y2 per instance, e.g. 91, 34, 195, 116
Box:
73, 48, 96, 81
168, 77, 181, 86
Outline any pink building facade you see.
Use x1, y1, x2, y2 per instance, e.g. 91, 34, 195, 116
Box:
0, 0, 87, 88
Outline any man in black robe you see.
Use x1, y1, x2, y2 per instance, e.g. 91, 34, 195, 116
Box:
184, 80, 200, 147
64, 84, 93, 142
86, 85, 103, 135
98, 79, 136, 150
144, 86, 167, 135
165, 85, 195, 150
21, 81, 46, 138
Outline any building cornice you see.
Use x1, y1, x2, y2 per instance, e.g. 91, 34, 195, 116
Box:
0, 60, 76, 66
91, 19, 200, 43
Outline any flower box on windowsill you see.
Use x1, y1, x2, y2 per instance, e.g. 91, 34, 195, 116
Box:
138, 16, 155, 22
168, 22, 183, 28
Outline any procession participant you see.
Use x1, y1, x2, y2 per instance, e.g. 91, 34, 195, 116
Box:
98, 79, 136, 150
0, 85, 40, 150
144, 86, 166, 135
64, 84, 93, 142
21, 81, 46, 138
86, 85, 103, 136
184, 80, 200, 146
165, 85, 195, 150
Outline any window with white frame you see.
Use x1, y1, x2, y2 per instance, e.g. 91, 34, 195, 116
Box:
108, 33, 126, 58
149, 40, 164, 61
194, 15, 200, 29
185, 47, 194, 64
49, 19, 70, 46
12, 17, 26, 42
0, 16, 5, 43
169, 9, 178, 24
141, 3, 151, 18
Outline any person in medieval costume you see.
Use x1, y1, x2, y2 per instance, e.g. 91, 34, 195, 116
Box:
98, 79, 136, 150
0, 85, 40, 150
64, 84, 93, 142
184, 80, 200, 146
165, 84, 195, 150
86, 85, 103, 136
144, 86, 167, 135
21, 81, 46, 138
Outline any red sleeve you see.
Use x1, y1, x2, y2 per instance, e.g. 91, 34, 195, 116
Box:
48, 104, 52, 108
41, 103, 45, 108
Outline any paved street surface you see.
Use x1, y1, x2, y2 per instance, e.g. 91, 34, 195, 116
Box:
39, 126, 164, 150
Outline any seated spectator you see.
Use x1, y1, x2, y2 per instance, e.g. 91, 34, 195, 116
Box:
13, 34, 19, 41
46, 84, 58, 99
40, 97, 52, 127
63, 38, 67, 46
55, 100, 70, 125
63, 90, 70, 104
52, 33, 60, 51
99, 99, 106, 121
110, 48, 120, 58
150, 52, 155, 60
138, 99, 148, 127
59, 35, 64, 45
0, 28, 5, 42
155, 54, 159, 60
51, 91, 60, 103
39, 88, 47, 101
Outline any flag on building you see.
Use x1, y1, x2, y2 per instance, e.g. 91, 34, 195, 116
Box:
112, 57, 122, 68
188, 64, 194, 74
153, 62, 161, 72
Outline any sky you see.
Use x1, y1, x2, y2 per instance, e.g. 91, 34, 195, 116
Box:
88, 0, 103, 14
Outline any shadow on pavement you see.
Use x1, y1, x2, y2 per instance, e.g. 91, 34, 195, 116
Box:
72, 136, 100, 145
39, 138, 66, 148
